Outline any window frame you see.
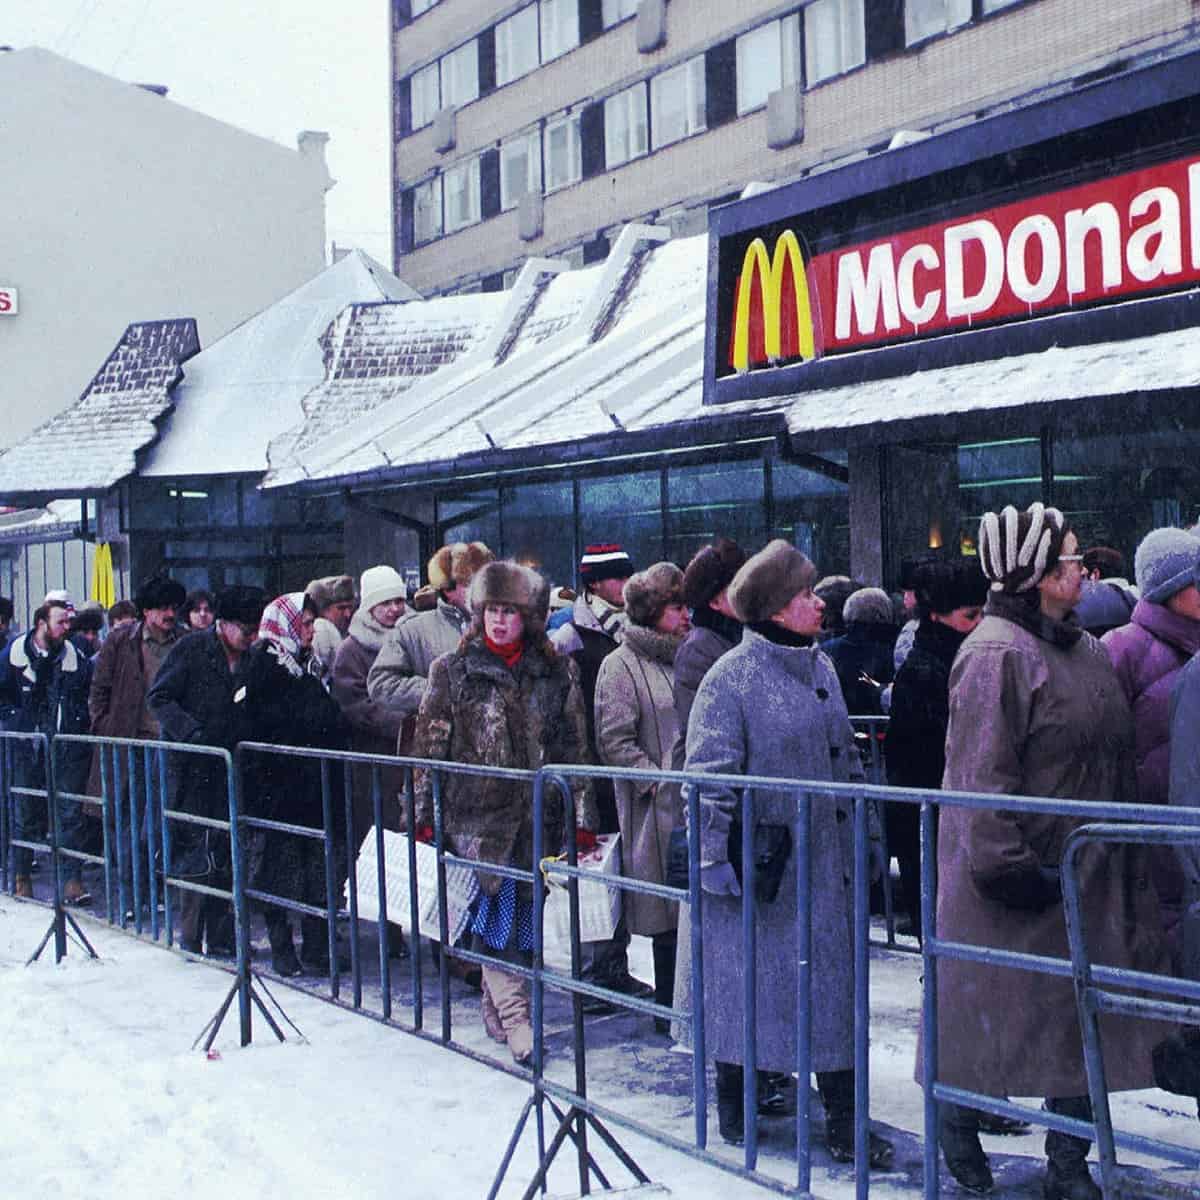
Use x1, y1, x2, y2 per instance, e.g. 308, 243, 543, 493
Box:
804, 0, 867, 87
440, 40, 480, 109
603, 82, 649, 169
735, 16, 801, 116
601, 0, 638, 28
443, 156, 482, 233
495, 5, 541, 86
544, 111, 583, 193
412, 175, 444, 245
500, 130, 543, 211
650, 56, 707, 150
539, 0, 581, 63
409, 61, 441, 130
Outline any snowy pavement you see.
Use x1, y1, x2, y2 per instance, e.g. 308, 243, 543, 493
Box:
2, 895, 1198, 1200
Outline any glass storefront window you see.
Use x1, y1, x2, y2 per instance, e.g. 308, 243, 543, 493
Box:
501, 481, 574, 586
1053, 424, 1200, 566
579, 471, 663, 576
667, 459, 765, 568
439, 489, 501, 550
772, 454, 850, 575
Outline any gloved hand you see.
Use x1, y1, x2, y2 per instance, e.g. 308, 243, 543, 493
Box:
700, 860, 742, 897
575, 828, 598, 854
414, 824, 435, 845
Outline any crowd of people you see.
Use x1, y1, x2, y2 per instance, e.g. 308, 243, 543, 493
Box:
4, 504, 1200, 1197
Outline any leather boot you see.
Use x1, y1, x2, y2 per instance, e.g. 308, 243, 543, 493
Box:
714, 1060, 745, 1146
483, 964, 533, 1066
479, 971, 507, 1044
651, 932, 677, 1035
13, 875, 33, 899
1044, 1096, 1100, 1200
266, 908, 301, 977
940, 1103, 994, 1194
816, 1069, 894, 1169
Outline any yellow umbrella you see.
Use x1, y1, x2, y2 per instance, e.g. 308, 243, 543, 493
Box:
90, 542, 115, 609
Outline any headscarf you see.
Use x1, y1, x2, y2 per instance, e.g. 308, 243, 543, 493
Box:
258, 592, 321, 680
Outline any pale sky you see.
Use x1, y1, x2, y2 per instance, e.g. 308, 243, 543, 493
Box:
4, 1, 393, 266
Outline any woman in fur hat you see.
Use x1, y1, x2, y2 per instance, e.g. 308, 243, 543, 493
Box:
929, 503, 1170, 1199
684, 539, 893, 1166
414, 561, 594, 1065
594, 562, 690, 1033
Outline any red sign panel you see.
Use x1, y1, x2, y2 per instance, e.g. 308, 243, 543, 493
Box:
728, 153, 1200, 370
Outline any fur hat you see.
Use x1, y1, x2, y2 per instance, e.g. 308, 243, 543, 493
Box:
579, 543, 634, 587
914, 557, 989, 616
728, 539, 818, 624
842, 587, 894, 626
978, 503, 1068, 593
359, 565, 407, 612
411, 584, 438, 612
306, 574, 355, 611
624, 562, 684, 627
428, 542, 494, 591
135, 575, 186, 613
468, 561, 550, 637
682, 538, 747, 609
215, 585, 268, 628
1135, 527, 1200, 604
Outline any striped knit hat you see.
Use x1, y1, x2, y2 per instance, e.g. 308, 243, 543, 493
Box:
978, 502, 1068, 593
580, 543, 635, 586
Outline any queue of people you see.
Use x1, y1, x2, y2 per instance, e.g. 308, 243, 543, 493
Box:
6, 505, 1200, 1196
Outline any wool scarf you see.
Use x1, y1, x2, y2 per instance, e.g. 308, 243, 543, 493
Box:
485, 634, 524, 669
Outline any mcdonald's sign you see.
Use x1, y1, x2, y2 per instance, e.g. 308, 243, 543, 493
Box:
727, 231, 821, 373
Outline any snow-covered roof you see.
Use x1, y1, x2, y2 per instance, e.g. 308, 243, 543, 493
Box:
141, 251, 418, 477
0, 320, 199, 501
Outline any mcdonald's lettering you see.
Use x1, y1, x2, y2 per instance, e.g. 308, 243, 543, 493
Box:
722, 151, 1200, 371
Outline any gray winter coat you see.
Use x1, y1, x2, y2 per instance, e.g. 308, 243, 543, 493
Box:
594, 624, 682, 936
930, 594, 1169, 1097
685, 628, 859, 1073
366, 598, 470, 719
1168, 653, 1200, 981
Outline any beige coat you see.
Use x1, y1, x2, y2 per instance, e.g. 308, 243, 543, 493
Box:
929, 593, 1170, 1097
594, 625, 682, 936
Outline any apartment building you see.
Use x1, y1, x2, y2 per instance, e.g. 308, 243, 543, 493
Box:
390, 0, 1200, 295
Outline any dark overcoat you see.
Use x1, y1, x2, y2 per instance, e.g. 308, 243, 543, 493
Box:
685, 628, 859, 1073
414, 638, 594, 898
930, 594, 1170, 1097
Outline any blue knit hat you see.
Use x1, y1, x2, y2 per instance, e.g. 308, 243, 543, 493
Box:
1134, 528, 1200, 604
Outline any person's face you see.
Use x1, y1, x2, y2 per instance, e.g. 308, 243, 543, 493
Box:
933, 604, 984, 635
297, 607, 317, 649
111, 616, 136, 631
40, 605, 71, 648
144, 605, 177, 636
654, 602, 691, 638
370, 596, 407, 629
484, 603, 524, 646
590, 576, 628, 608
444, 581, 471, 611
323, 600, 355, 634
770, 587, 825, 636
1166, 583, 1200, 622
1038, 531, 1084, 612
709, 588, 738, 620
902, 588, 918, 614
217, 619, 257, 655
188, 600, 214, 630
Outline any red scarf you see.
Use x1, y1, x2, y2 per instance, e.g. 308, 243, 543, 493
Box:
485, 634, 524, 668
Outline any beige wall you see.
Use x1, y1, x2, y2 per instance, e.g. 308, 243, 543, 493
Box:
392, 0, 1198, 293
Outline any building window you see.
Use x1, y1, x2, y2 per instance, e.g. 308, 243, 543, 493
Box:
805, 0, 866, 85
604, 82, 648, 168
580, 471, 663, 571
500, 130, 542, 210
773, 455, 850, 573
650, 56, 706, 149
441, 40, 479, 108
540, 0, 580, 62
496, 5, 540, 85
602, 0, 638, 27
736, 16, 801, 115
981, 0, 1023, 10
411, 0, 440, 14
410, 61, 441, 129
444, 157, 481, 232
905, 0, 972, 43
544, 112, 582, 191
667, 460, 767, 568
413, 176, 443, 244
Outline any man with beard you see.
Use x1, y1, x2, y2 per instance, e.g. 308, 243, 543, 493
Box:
1, 599, 92, 902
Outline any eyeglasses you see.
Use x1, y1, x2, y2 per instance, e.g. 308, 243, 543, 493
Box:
1058, 554, 1084, 561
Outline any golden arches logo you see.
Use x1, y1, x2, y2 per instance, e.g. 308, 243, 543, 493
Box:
731, 231, 817, 373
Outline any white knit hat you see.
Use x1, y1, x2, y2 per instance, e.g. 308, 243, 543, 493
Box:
359, 565, 407, 612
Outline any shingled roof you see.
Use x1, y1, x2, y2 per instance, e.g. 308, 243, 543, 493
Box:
0, 319, 199, 503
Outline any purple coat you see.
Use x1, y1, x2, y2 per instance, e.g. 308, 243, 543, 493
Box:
1102, 598, 1200, 918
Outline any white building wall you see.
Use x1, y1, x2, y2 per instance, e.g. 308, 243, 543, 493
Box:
0, 48, 332, 448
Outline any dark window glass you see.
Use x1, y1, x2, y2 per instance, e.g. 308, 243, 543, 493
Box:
132, 480, 178, 529
865, 0, 905, 59
773, 454, 850, 573
704, 39, 738, 130
579, 471, 663, 576
395, 77, 412, 137
478, 26, 497, 95
667, 459, 765, 567
580, 101, 606, 179
480, 148, 502, 220
439, 489, 501, 549
501, 481, 575, 585
582, 234, 609, 265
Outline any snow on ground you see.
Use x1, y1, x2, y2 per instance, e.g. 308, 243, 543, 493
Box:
2, 896, 1198, 1200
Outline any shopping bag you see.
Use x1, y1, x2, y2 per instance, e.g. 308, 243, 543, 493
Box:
546, 832, 622, 944
354, 827, 480, 943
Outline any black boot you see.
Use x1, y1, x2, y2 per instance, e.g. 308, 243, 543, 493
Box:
265, 907, 301, 977
1044, 1096, 1100, 1200
651, 932, 676, 1035
714, 1061, 745, 1145
816, 1070, 894, 1169
757, 1071, 796, 1116
940, 1103, 994, 1195
1152, 1027, 1200, 1099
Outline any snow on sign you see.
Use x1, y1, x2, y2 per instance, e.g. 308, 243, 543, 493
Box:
721, 153, 1200, 372
0, 287, 17, 315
